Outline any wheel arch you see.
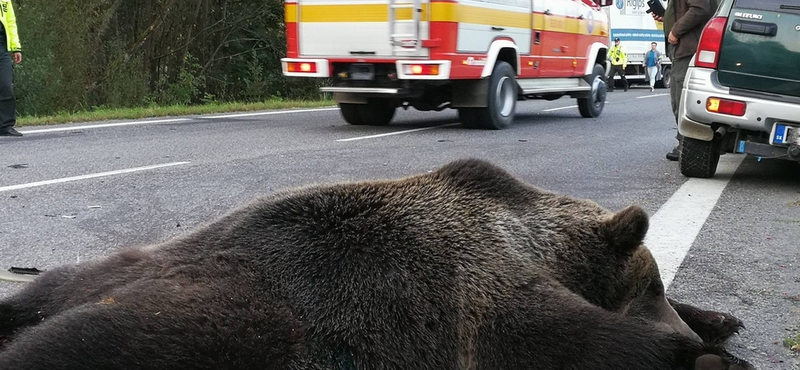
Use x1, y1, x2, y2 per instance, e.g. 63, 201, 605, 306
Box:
480, 40, 520, 78
584, 42, 609, 76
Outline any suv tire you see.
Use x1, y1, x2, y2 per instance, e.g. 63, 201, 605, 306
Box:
460, 61, 517, 130
679, 136, 721, 178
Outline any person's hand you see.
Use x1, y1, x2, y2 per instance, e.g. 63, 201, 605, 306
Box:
651, 13, 664, 22
12, 52, 21, 64
668, 31, 678, 44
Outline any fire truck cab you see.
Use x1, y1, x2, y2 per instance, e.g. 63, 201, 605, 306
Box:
282, 0, 615, 129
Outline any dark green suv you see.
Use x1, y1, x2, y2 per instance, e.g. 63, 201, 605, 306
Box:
677, 0, 800, 178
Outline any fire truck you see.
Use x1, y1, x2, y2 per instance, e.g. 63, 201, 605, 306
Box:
282, 0, 615, 129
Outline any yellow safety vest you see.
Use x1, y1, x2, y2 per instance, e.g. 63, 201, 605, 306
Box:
0, 0, 21, 52
609, 45, 627, 66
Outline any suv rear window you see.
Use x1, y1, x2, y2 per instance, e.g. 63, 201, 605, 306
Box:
734, 0, 800, 14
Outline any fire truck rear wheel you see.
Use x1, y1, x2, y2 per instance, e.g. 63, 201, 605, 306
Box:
338, 100, 396, 126
459, 61, 517, 130
578, 64, 607, 118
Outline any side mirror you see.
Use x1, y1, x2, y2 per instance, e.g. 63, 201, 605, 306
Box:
596, 0, 615, 6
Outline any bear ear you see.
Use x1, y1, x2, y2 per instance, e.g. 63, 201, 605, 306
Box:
601, 205, 650, 254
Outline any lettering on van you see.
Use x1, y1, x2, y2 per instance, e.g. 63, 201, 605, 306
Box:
734, 12, 763, 20
619, 0, 651, 15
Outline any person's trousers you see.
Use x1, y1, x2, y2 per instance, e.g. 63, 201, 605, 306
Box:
669, 56, 692, 143
0, 51, 16, 132
608, 64, 627, 91
647, 66, 658, 88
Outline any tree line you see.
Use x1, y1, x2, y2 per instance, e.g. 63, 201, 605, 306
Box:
13, 0, 324, 117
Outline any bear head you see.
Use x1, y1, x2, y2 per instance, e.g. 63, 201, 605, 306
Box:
598, 205, 703, 343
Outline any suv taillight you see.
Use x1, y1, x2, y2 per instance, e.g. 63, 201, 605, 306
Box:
695, 17, 728, 69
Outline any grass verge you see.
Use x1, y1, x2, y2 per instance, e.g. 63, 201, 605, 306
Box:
785, 333, 800, 352
17, 99, 337, 127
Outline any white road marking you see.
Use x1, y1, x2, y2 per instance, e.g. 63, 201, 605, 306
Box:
206, 107, 338, 119
645, 154, 746, 289
543, 105, 578, 112
0, 162, 191, 193
637, 93, 670, 99
336, 123, 460, 142
20, 118, 192, 134
0, 270, 38, 283
542, 99, 621, 112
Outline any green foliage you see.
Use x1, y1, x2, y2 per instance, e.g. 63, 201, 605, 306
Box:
12, 0, 326, 116
785, 333, 800, 351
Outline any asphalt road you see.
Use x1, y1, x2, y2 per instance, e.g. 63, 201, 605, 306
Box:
1, 88, 798, 369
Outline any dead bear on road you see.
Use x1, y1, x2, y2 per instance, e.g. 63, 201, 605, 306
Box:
0, 158, 751, 369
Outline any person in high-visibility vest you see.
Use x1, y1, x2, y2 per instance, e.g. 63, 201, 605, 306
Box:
607, 38, 628, 92
0, 0, 22, 137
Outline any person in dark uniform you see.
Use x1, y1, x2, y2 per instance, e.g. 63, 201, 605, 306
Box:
0, 0, 23, 137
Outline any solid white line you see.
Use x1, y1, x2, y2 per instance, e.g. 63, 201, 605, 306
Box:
20, 118, 193, 134
543, 105, 578, 112
637, 93, 670, 99
0, 162, 191, 193
0, 270, 37, 283
644, 154, 746, 289
206, 107, 338, 119
336, 123, 460, 142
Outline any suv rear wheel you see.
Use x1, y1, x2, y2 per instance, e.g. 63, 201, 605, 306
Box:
679, 136, 721, 178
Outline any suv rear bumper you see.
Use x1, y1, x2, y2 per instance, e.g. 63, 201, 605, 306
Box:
679, 67, 800, 141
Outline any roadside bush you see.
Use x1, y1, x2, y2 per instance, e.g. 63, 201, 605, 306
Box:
12, 0, 325, 117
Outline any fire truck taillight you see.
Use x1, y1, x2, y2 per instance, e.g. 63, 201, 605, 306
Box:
395, 61, 450, 80
286, 62, 317, 73
404, 64, 440, 76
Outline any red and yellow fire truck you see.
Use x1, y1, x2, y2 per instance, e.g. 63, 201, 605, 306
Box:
282, 0, 614, 129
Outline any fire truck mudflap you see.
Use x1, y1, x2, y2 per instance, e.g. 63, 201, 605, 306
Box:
282, 0, 616, 129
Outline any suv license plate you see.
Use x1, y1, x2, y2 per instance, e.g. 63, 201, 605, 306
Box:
771, 123, 799, 145
350, 64, 375, 81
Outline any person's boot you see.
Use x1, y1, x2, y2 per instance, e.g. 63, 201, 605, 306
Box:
0, 127, 22, 137
666, 146, 679, 161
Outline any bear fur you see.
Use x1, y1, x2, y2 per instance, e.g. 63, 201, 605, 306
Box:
0, 158, 749, 369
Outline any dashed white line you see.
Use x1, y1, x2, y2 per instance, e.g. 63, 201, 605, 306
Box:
0, 162, 191, 193
543, 105, 579, 112
645, 154, 746, 289
206, 107, 338, 119
336, 123, 460, 142
20, 118, 193, 134
637, 93, 670, 99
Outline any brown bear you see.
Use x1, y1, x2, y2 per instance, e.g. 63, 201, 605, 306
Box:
0, 158, 750, 369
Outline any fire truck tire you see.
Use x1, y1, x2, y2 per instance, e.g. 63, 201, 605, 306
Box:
339, 103, 367, 125
656, 67, 671, 89
338, 100, 396, 126
459, 61, 517, 130
578, 64, 607, 118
